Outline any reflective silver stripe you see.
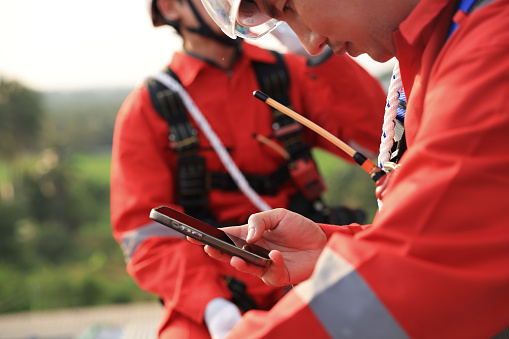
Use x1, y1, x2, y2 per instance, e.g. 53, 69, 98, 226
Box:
295, 248, 409, 339
120, 221, 185, 262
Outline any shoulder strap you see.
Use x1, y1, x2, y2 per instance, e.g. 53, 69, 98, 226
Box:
252, 51, 326, 201
252, 51, 291, 106
252, 51, 310, 160
146, 69, 209, 212
146, 68, 199, 152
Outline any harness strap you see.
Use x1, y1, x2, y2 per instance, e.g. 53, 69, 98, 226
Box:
252, 52, 310, 160
147, 73, 208, 209
148, 69, 199, 152
253, 52, 325, 201
210, 164, 290, 196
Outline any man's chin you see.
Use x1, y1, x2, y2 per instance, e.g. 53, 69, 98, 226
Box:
364, 47, 396, 63
345, 43, 364, 58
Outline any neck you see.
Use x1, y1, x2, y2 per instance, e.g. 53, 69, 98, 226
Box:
182, 30, 239, 69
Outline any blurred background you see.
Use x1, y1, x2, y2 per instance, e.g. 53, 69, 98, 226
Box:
0, 0, 394, 338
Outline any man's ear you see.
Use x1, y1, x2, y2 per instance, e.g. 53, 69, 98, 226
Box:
156, 0, 182, 21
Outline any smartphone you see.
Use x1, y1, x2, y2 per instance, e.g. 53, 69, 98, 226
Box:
149, 205, 271, 268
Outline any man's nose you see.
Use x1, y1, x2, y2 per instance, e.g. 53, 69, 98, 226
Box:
291, 28, 326, 56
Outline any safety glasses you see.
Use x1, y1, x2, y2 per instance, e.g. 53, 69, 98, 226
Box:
201, 0, 281, 39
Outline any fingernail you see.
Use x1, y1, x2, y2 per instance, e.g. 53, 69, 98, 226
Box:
247, 227, 255, 241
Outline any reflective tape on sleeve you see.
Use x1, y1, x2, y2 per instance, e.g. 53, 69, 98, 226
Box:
120, 221, 185, 262
295, 247, 409, 339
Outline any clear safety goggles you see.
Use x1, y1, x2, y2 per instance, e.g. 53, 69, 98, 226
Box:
201, 0, 281, 39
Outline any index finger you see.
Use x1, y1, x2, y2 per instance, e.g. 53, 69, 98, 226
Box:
245, 208, 288, 243
187, 236, 205, 245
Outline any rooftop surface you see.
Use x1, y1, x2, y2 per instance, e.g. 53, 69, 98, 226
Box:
0, 301, 162, 339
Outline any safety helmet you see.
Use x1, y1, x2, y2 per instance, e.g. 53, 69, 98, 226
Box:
146, 0, 241, 46
200, 0, 280, 39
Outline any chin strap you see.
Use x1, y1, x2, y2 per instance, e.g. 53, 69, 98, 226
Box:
184, 0, 241, 47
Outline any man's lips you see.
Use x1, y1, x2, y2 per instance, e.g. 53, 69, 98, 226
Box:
330, 42, 347, 56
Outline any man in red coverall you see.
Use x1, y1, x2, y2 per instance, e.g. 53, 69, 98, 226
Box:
198, 0, 509, 337
110, 0, 385, 338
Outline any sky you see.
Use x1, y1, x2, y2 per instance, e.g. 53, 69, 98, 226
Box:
0, 0, 394, 92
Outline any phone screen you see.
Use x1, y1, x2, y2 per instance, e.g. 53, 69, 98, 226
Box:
152, 206, 271, 260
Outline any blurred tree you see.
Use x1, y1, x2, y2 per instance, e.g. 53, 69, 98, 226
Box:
43, 89, 128, 153
21, 148, 81, 230
0, 78, 43, 160
0, 202, 23, 265
0, 82, 155, 314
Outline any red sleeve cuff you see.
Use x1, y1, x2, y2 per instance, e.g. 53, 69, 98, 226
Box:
318, 223, 370, 239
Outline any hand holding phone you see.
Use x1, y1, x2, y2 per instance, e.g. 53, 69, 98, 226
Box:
203, 208, 329, 287
149, 206, 272, 267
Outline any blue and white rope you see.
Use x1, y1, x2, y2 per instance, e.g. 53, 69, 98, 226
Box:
378, 61, 403, 169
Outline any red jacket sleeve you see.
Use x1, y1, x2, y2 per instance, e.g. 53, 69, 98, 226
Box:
319, 223, 370, 239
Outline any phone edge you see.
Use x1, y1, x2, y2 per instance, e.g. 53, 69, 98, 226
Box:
149, 207, 271, 268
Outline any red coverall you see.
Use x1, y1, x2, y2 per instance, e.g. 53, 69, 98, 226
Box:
224, 0, 509, 338
110, 42, 385, 338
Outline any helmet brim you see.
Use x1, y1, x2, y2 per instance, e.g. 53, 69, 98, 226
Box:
201, 0, 280, 39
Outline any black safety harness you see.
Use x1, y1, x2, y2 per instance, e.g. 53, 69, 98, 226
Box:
146, 51, 332, 226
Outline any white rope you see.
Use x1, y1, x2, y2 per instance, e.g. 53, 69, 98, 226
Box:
150, 72, 272, 212
378, 61, 402, 168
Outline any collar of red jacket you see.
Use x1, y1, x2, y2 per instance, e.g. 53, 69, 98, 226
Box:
397, 0, 453, 46
168, 42, 280, 88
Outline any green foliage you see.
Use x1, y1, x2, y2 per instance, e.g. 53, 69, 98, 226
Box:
0, 151, 156, 313
42, 89, 130, 153
314, 149, 378, 222
0, 202, 25, 264
0, 81, 154, 314
0, 78, 44, 161
0, 268, 28, 313
0, 261, 157, 313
